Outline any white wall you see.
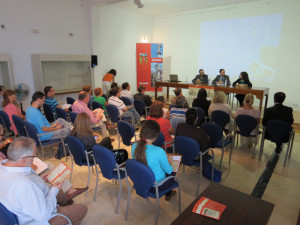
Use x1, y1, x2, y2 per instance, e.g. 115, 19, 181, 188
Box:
0, 0, 92, 108
91, 5, 154, 94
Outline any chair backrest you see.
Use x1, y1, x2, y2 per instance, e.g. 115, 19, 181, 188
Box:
170, 117, 186, 133
265, 119, 292, 143
43, 104, 55, 123
120, 97, 131, 106
211, 110, 230, 130
134, 99, 145, 116
152, 132, 165, 148
174, 136, 200, 166
24, 121, 39, 145
102, 94, 108, 101
106, 104, 120, 123
0, 202, 18, 225
66, 135, 88, 166
92, 145, 117, 180
126, 159, 156, 198
69, 112, 78, 124
236, 115, 258, 136
66, 97, 75, 105
12, 115, 26, 136
117, 121, 135, 146
192, 107, 206, 126
201, 123, 223, 148
55, 107, 68, 121
92, 101, 103, 110
0, 111, 12, 132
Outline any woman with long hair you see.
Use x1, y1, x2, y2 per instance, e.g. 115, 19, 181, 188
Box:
71, 113, 127, 164
131, 120, 176, 201
3, 89, 25, 135
192, 88, 211, 116
233, 71, 253, 106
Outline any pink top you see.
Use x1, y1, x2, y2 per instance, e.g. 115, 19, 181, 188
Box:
4, 103, 22, 135
72, 100, 99, 124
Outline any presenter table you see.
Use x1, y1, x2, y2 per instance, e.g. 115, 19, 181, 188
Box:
154, 81, 269, 113
170, 183, 274, 225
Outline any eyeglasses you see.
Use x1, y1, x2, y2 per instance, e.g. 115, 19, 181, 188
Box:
22, 155, 37, 159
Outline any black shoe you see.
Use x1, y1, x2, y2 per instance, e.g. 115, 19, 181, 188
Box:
165, 190, 176, 201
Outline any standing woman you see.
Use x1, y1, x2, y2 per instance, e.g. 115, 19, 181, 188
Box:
3, 90, 25, 135
233, 71, 252, 106
102, 69, 117, 95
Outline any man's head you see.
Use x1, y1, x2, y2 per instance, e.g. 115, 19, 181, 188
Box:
31, 91, 45, 107
122, 82, 130, 90
78, 91, 89, 104
173, 88, 182, 97
274, 92, 286, 104
176, 96, 187, 107
219, 69, 225, 76
199, 69, 204, 75
138, 85, 145, 94
0, 86, 5, 96
157, 96, 165, 103
111, 87, 120, 97
7, 137, 36, 167
44, 86, 55, 97
186, 108, 198, 125
82, 85, 92, 94
94, 87, 103, 96
111, 82, 118, 89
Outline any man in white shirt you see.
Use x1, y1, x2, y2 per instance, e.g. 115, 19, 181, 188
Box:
120, 82, 134, 104
0, 137, 87, 225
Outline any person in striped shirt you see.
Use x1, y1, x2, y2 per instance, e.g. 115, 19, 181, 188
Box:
44, 86, 67, 113
169, 96, 189, 120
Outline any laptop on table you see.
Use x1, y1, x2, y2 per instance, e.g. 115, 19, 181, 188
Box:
169, 74, 181, 82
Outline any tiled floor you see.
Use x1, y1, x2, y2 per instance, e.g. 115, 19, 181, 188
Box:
42, 128, 300, 225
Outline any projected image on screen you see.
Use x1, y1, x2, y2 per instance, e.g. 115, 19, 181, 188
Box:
199, 14, 282, 82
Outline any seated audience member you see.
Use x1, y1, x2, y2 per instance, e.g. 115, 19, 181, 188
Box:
0, 125, 9, 158
71, 113, 127, 164
169, 96, 189, 120
192, 88, 211, 116
72, 91, 110, 137
192, 69, 209, 84
208, 91, 232, 130
107, 82, 118, 98
44, 86, 68, 113
108, 87, 142, 129
235, 94, 260, 148
3, 90, 26, 135
120, 82, 134, 104
131, 120, 176, 201
134, 85, 152, 107
103, 69, 117, 95
176, 108, 210, 163
170, 87, 189, 108
262, 92, 294, 151
147, 101, 174, 149
82, 85, 93, 107
232, 71, 253, 106
94, 87, 108, 112
0, 137, 88, 225
26, 92, 73, 141
211, 69, 231, 85
157, 96, 170, 119
0, 85, 4, 111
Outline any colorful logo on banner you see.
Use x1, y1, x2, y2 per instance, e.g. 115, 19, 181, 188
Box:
136, 43, 163, 92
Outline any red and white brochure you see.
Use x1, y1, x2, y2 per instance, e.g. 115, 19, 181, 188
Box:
192, 196, 226, 220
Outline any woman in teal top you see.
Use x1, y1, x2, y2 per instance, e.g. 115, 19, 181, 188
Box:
131, 120, 176, 201
233, 71, 253, 106
93, 87, 108, 111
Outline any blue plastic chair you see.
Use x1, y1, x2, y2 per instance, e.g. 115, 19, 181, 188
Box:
117, 121, 136, 148
192, 107, 206, 126
211, 110, 231, 131
66, 97, 75, 105
102, 94, 108, 101
201, 123, 232, 170
12, 115, 26, 137
106, 104, 131, 124
69, 112, 78, 124
134, 99, 148, 116
152, 132, 173, 152
174, 136, 214, 196
66, 135, 94, 196
24, 121, 67, 161
125, 159, 181, 225
234, 115, 261, 158
0, 111, 15, 137
43, 104, 56, 123
55, 107, 69, 121
260, 120, 295, 166
92, 101, 103, 110
92, 145, 128, 213
120, 96, 131, 106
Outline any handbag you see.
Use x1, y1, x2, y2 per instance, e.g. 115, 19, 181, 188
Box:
203, 161, 222, 183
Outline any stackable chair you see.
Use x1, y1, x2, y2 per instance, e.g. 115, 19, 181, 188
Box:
102, 94, 108, 101
120, 96, 131, 106
106, 104, 132, 124
43, 104, 56, 123
192, 106, 206, 125
117, 121, 136, 148
260, 119, 295, 166
0, 111, 15, 137
234, 115, 261, 158
69, 112, 101, 133
92, 145, 128, 213
92, 101, 103, 110
174, 136, 214, 196
24, 121, 68, 160
211, 110, 232, 132
55, 107, 69, 122
201, 123, 232, 170
0, 202, 72, 225
152, 132, 173, 153
134, 99, 149, 116
125, 159, 181, 225
66, 135, 95, 196
12, 115, 26, 137
66, 97, 75, 105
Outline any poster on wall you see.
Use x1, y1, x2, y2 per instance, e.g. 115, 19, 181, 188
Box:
136, 43, 163, 92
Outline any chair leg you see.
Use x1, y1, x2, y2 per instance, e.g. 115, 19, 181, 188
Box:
228, 139, 234, 166
259, 131, 265, 161
62, 141, 68, 162
283, 141, 290, 167
86, 164, 91, 197
219, 146, 224, 170
94, 165, 99, 201
115, 171, 122, 214
288, 131, 295, 159
178, 185, 181, 213
196, 156, 202, 197
125, 187, 131, 220
155, 194, 160, 225
70, 153, 74, 181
